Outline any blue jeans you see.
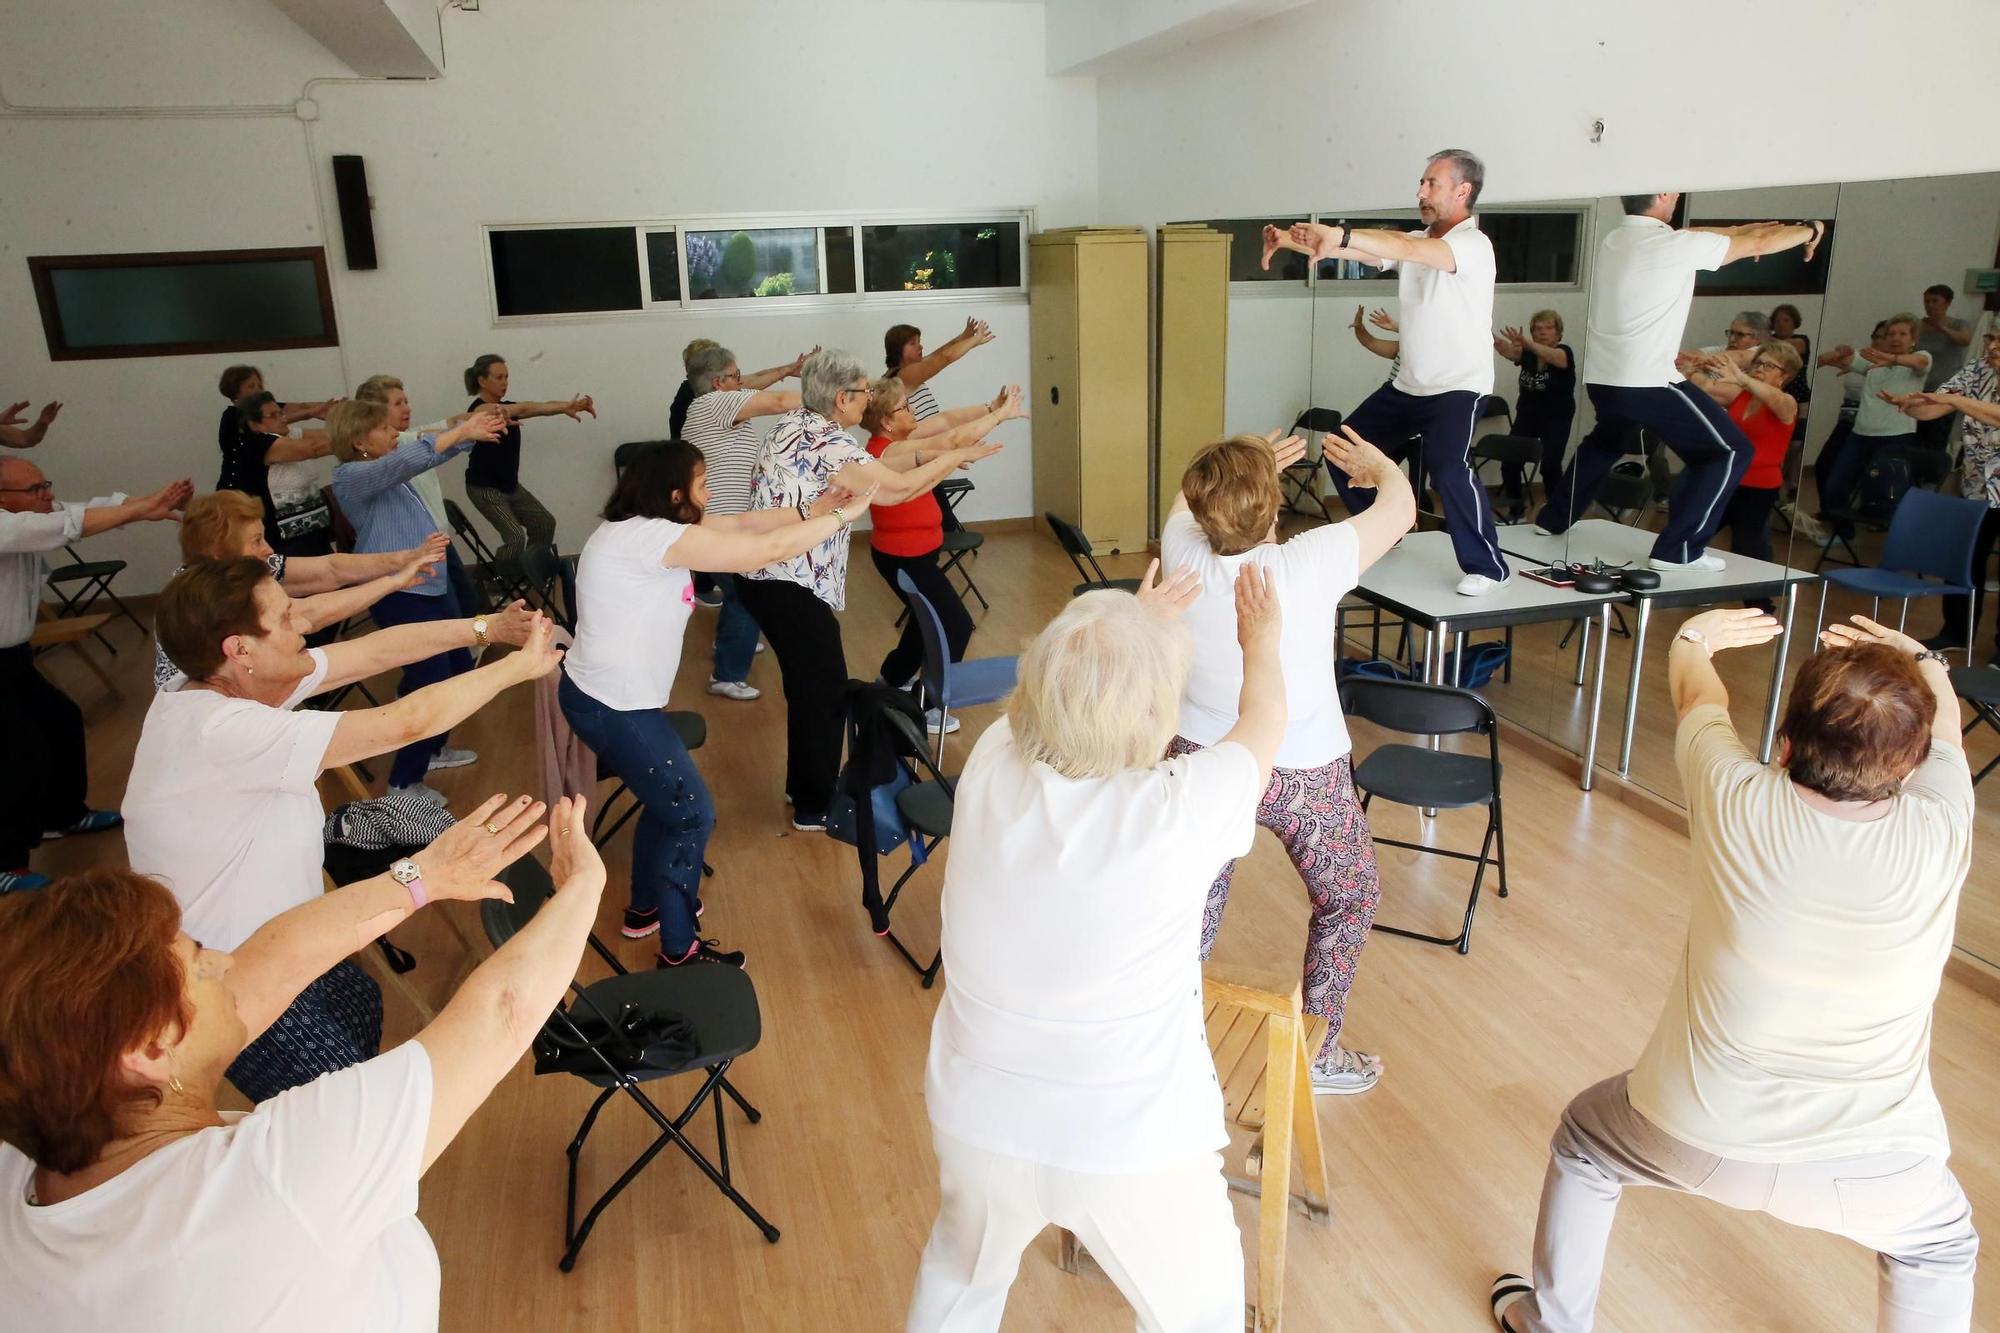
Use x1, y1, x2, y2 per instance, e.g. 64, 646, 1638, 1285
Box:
558, 672, 714, 956
367, 586, 472, 787
711, 573, 760, 683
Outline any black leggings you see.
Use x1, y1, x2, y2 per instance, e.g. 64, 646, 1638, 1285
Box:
0, 645, 88, 868
732, 577, 847, 817
871, 545, 974, 690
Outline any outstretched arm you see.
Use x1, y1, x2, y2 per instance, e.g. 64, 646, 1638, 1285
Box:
1691, 220, 1824, 266
507, 395, 596, 423
742, 347, 816, 390
0, 401, 61, 448
664, 489, 877, 574
1669, 608, 1782, 719
261, 431, 332, 465
886, 387, 1025, 460
898, 318, 996, 389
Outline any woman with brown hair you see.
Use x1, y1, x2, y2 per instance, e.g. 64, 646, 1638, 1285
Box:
884, 317, 996, 421
0, 797, 608, 1329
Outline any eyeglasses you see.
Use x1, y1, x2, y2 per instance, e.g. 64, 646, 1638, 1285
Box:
1749, 358, 1783, 374
838, 385, 870, 398
0, 481, 53, 495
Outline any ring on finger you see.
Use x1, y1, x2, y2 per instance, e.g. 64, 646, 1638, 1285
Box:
483, 821, 502, 835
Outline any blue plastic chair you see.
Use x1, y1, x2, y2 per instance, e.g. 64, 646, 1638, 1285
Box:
896, 569, 1018, 758
1813, 488, 1989, 665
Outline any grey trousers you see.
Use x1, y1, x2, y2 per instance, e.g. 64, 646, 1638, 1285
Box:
1514, 1073, 1978, 1333
465, 481, 556, 561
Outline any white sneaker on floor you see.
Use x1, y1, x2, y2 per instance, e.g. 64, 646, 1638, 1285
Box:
1310, 1048, 1383, 1095
708, 677, 760, 701
1455, 573, 1505, 597
925, 708, 961, 735
427, 746, 477, 771
1649, 554, 1727, 573
389, 781, 446, 804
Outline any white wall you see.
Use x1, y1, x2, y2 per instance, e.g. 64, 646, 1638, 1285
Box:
0, 0, 1098, 589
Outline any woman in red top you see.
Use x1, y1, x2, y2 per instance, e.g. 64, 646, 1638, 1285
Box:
1692, 339, 1802, 567
860, 379, 1025, 728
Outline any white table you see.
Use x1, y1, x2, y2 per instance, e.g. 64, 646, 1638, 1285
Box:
1344, 531, 1628, 789
1496, 520, 1821, 776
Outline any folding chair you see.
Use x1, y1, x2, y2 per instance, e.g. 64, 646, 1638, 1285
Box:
1470, 434, 1542, 523
1814, 488, 1988, 666
519, 542, 575, 630
45, 544, 144, 652
1952, 666, 2000, 786
833, 682, 954, 986
443, 498, 531, 606
1286, 407, 1342, 521
1814, 444, 1951, 571
897, 569, 1017, 760
1044, 512, 1141, 597
482, 855, 779, 1271
1592, 464, 1654, 526
1339, 677, 1508, 955
935, 477, 975, 533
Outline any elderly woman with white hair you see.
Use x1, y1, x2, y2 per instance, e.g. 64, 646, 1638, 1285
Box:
907, 565, 1286, 1333
734, 349, 1002, 831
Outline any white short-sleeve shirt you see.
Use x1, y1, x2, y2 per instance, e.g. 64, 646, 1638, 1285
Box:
1161, 510, 1361, 769
1583, 217, 1733, 388
124, 650, 340, 952
682, 389, 763, 517
1, 1042, 439, 1332
563, 517, 694, 711
1379, 216, 1497, 397
925, 720, 1264, 1174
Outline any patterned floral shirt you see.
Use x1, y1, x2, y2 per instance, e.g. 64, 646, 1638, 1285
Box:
745, 408, 870, 609
1939, 360, 2000, 507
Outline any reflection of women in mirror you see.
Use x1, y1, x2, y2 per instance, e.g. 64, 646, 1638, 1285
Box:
1811, 315, 1929, 535
1162, 427, 1412, 1094
1264, 149, 1510, 596
1493, 311, 1577, 521
1535, 193, 1823, 571
1352, 304, 1400, 367
885, 317, 996, 422
1883, 327, 2000, 654
463, 354, 596, 569
1687, 341, 1800, 574
1767, 304, 1814, 451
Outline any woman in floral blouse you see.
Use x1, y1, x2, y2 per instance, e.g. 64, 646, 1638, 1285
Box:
734, 349, 1001, 830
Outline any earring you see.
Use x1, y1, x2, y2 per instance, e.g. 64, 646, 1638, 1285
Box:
169, 1072, 185, 1095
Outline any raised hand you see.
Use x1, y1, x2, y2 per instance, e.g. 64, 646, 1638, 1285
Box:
988, 384, 1027, 420
485, 598, 536, 646
33, 402, 61, 429
818, 482, 881, 523
1819, 345, 1854, 368
954, 441, 1004, 469
1321, 425, 1396, 490
1136, 558, 1201, 620
419, 531, 451, 565
505, 612, 566, 681
1262, 225, 1286, 273
1233, 562, 1281, 652
0, 401, 26, 427
136, 478, 195, 521
548, 796, 609, 902
394, 541, 446, 589
1680, 607, 1783, 655
789, 346, 821, 377
1820, 613, 1924, 657
1368, 308, 1397, 332
1269, 433, 1308, 474
414, 794, 549, 904
1803, 220, 1827, 262
563, 394, 597, 420
464, 403, 507, 442
1353, 304, 1368, 332
964, 317, 996, 347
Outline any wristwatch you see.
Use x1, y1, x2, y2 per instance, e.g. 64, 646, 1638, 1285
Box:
390, 858, 428, 910
1674, 626, 1711, 656
471, 616, 490, 649
1915, 649, 1951, 667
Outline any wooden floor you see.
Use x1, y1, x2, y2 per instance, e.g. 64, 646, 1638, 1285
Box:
31, 522, 2000, 1332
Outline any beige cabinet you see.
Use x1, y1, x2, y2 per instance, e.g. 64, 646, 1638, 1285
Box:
1154, 225, 1230, 534
1029, 227, 1149, 554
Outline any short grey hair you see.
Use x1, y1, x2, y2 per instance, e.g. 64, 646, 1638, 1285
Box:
1428, 148, 1485, 208
686, 344, 737, 396
800, 348, 868, 417
1007, 591, 1194, 780
1732, 311, 1772, 337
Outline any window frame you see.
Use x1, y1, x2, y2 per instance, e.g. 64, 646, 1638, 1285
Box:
27, 246, 339, 361
486, 208, 1032, 325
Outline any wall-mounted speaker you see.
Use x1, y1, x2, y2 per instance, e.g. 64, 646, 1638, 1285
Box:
331, 155, 378, 271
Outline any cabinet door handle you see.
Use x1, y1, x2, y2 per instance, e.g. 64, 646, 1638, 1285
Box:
1050, 386, 1060, 405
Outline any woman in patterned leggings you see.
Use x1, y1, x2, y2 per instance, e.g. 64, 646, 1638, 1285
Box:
1159, 424, 1416, 1094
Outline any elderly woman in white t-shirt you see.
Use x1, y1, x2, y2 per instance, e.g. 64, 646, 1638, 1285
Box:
124, 559, 555, 1102
734, 348, 1001, 832
560, 440, 876, 969
0, 796, 608, 1330
908, 564, 1286, 1333
1160, 425, 1415, 1095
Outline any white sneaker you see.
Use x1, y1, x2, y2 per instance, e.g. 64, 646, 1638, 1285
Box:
1531, 524, 1557, 537
925, 708, 962, 735
708, 677, 760, 701
427, 746, 477, 771
1455, 573, 1505, 597
1649, 554, 1726, 573
389, 781, 446, 804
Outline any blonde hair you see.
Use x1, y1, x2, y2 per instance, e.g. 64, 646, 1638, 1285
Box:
353, 374, 404, 403
1529, 308, 1564, 338
179, 491, 265, 563
326, 399, 389, 462
861, 375, 909, 435
1752, 339, 1803, 380
1885, 312, 1920, 337
681, 338, 720, 374
1182, 435, 1281, 556
1007, 592, 1192, 780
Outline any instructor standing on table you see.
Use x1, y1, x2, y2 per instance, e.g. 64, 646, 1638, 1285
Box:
1265, 149, 1510, 596
1536, 195, 1824, 571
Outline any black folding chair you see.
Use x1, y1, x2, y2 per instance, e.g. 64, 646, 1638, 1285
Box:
1952, 666, 2000, 786
1593, 464, 1654, 526
443, 498, 531, 607
519, 543, 576, 631
1044, 512, 1141, 597
590, 710, 716, 881
45, 544, 144, 652
1339, 677, 1508, 955
1470, 435, 1542, 523
1285, 407, 1343, 521
481, 855, 779, 1271
834, 687, 956, 986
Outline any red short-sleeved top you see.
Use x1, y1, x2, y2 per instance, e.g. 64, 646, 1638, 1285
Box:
1729, 392, 1792, 490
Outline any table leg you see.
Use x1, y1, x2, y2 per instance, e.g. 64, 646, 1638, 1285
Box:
1573, 617, 1589, 687
1617, 598, 1654, 778
1452, 631, 1465, 687
1760, 582, 1799, 764
1582, 604, 1610, 792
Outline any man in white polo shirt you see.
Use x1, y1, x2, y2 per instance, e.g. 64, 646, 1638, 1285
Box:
1536, 195, 1824, 571
1268, 149, 1509, 595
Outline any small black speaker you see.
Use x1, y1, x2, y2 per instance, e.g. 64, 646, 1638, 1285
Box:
331, 155, 378, 271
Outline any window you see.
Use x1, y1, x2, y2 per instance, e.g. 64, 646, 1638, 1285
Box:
825, 226, 857, 295
686, 227, 821, 300
1481, 211, 1583, 285
1692, 219, 1835, 296
1173, 219, 1308, 283
644, 230, 681, 304
860, 221, 1023, 292
1313, 215, 1420, 282
28, 248, 337, 361
491, 227, 641, 316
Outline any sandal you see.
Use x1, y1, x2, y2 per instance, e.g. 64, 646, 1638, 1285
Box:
1489, 1273, 1533, 1331
1309, 1045, 1382, 1095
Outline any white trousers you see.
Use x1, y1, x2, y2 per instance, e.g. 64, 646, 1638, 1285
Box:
905, 1130, 1244, 1333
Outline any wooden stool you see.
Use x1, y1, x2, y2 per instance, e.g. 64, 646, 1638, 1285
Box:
1058, 967, 1330, 1331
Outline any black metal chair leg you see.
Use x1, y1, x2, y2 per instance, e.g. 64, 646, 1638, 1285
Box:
718, 1075, 762, 1123
1491, 798, 1509, 898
